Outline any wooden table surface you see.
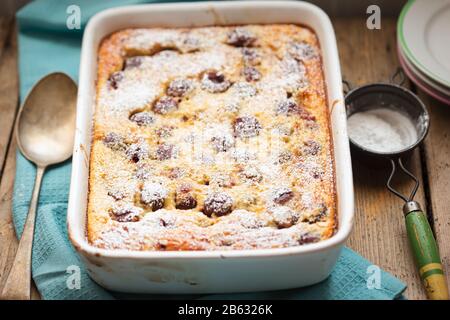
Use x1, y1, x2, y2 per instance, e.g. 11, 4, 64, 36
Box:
0, 17, 449, 300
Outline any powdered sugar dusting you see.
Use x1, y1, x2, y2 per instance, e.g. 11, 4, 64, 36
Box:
93, 209, 321, 250
101, 79, 160, 113
269, 206, 299, 228
141, 182, 168, 209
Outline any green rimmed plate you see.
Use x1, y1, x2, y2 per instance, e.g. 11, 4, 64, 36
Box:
398, 0, 450, 88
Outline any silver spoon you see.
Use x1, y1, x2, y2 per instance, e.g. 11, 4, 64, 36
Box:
1, 73, 77, 300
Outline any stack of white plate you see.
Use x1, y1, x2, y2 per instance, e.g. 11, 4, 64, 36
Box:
397, 0, 450, 105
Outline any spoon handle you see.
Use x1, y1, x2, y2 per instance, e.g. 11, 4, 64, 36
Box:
1, 166, 45, 300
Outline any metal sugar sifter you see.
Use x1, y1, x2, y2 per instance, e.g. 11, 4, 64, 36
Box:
344, 71, 449, 300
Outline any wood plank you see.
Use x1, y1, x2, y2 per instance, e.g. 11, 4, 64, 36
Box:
0, 140, 18, 293
333, 17, 427, 299
0, 17, 13, 58
0, 21, 18, 176
0, 18, 19, 294
419, 92, 450, 294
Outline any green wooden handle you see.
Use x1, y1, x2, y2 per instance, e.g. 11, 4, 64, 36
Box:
405, 210, 449, 300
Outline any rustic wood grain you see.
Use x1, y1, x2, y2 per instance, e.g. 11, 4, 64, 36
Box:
0, 17, 13, 58
333, 18, 427, 299
0, 140, 18, 294
419, 92, 450, 294
0, 18, 19, 294
0, 20, 18, 177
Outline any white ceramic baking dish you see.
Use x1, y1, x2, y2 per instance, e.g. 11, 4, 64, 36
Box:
67, 0, 354, 294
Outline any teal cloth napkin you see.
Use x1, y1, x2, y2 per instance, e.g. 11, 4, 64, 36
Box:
13, 0, 406, 300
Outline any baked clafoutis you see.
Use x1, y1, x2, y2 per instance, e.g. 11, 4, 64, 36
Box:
88, 24, 336, 251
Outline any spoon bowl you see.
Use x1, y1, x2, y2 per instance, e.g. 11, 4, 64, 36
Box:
16, 72, 77, 166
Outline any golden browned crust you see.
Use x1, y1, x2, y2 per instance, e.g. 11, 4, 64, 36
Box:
88, 25, 336, 251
